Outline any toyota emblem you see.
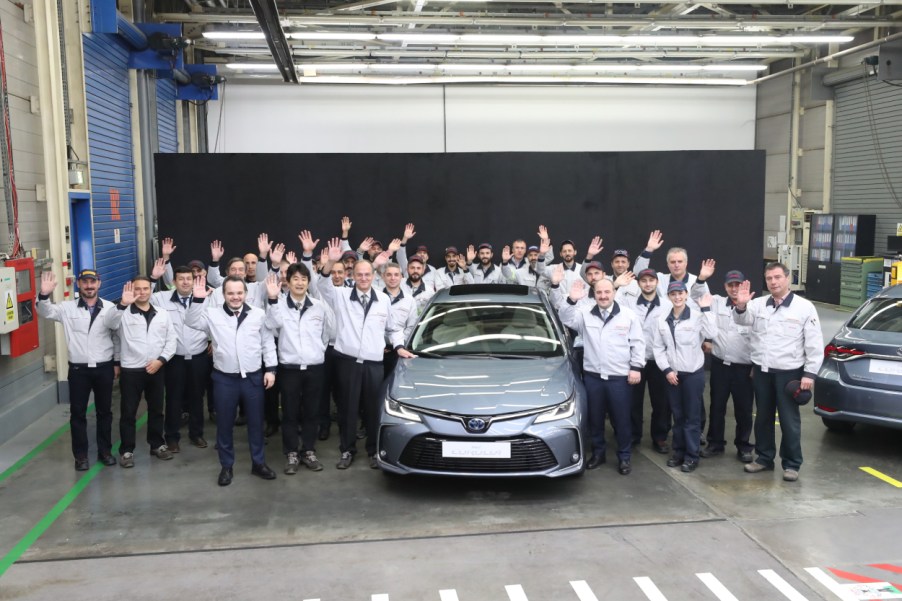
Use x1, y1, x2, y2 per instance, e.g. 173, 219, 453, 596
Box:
466, 417, 488, 433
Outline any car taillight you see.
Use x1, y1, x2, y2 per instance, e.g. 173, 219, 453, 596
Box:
824, 344, 866, 359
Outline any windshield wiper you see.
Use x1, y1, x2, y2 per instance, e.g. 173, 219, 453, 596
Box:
412, 350, 444, 358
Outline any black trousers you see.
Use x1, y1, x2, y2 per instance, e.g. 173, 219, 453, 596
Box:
705, 357, 755, 452
67, 363, 114, 459
318, 346, 338, 429
631, 360, 671, 445
119, 369, 166, 454
334, 354, 384, 457
164, 352, 212, 443
279, 365, 325, 455
264, 374, 281, 428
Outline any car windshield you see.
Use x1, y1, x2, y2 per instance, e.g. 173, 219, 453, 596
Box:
409, 302, 564, 357
848, 298, 902, 333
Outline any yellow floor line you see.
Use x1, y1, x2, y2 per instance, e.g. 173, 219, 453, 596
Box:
860, 467, 902, 488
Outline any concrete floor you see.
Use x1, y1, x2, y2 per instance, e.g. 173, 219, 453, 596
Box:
1, 303, 901, 601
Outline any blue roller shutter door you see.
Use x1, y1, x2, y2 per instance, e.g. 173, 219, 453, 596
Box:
156, 79, 178, 154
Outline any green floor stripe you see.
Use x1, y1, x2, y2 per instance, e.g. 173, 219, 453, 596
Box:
0, 412, 148, 579
0, 403, 95, 486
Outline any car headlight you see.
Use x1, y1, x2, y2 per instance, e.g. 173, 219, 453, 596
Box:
384, 398, 422, 423
534, 398, 575, 424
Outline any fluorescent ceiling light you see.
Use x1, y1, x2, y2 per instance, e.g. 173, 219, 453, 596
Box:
290, 62, 765, 74
294, 75, 749, 86
375, 33, 853, 47
225, 63, 281, 70
289, 32, 377, 41
203, 31, 265, 40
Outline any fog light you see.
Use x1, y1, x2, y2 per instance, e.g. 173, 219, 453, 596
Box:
380, 450, 387, 457
571, 453, 580, 463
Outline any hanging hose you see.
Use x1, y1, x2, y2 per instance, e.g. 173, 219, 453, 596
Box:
0, 19, 21, 258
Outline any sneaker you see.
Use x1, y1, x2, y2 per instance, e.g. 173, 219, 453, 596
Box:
151, 445, 174, 460
744, 461, 774, 473
783, 469, 799, 482
369, 455, 379, 469
336, 451, 353, 469
285, 452, 299, 475
302, 451, 323, 471
737, 450, 754, 463
119, 452, 135, 468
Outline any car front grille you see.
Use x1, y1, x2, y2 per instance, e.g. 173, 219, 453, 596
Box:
399, 435, 558, 473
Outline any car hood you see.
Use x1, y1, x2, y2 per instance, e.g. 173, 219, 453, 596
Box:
389, 357, 574, 416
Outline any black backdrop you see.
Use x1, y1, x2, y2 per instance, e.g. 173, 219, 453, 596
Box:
155, 151, 765, 280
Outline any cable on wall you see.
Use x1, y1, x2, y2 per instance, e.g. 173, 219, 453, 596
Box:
862, 63, 902, 211
0, 18, 21, 258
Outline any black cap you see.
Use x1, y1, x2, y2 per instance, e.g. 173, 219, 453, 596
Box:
478, 243, 493, 251
341, 251, 358, 261
77, 269, 99, 280
612, 249, 630, 259
784, 380, 812, 406
725, 270, 745, 284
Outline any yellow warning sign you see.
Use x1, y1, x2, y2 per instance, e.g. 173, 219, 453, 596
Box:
4, 292, 12, 323
4, 294, 11, 309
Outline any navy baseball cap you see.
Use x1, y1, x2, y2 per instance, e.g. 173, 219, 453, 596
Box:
444, 246, 459, 256
527, 245, 539, 252
667, 281, 687, 294
785, 380, 812, 406
408, 255, 425, 265
77, 269, 99, 280
584, 261, 604, 273
371, 240, 383, 248
613, 249, 630, 259
725, 270, 745, 284
478, 243, 493, 251
637, 269, 657, 280
341, 251, 358, 261
416, 245, 429, 253
187, 260, 206, 271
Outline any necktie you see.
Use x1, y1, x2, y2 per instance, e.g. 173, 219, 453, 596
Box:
601, 309, 609, 322
180, 297, 188, 308
233, 310, 240, 318
360, 293, 368, 308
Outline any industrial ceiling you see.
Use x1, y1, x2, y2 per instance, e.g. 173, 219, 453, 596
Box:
154, 0, 902, 85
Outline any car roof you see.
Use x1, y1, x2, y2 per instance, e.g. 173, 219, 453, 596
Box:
431, 284, 544, 304
874, 284, 902, 300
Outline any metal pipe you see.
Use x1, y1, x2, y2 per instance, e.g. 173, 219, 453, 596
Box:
205, 48, 806, 59
749, 30, 902, 85
116, 12, 148, 50
133, 0, 158, 273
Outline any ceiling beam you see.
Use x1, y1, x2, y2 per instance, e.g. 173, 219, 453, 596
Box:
248, 0, 298, 82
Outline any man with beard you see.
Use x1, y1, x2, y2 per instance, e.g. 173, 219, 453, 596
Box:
467, 243, 515, 284
400, 255, 435, 311
187, 275, 278, 486
433, 246, 473, 290
397, 223, 437, 291
37, 269, 128, 471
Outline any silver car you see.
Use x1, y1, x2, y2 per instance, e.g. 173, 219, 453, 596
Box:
377, 284, 588, 477
815, 284, 902, 432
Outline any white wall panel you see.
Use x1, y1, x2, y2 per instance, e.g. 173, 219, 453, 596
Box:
208, 83, 756, 153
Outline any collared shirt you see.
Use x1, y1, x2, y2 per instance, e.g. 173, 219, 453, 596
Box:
652, 303, 717, 374
511, 258, 547, 289
116, 304, 177, 369
617, 290, 673, 361
710, 295, 752, 365
316, 284, 404, 362
265, 294, 333, 367
559, 300, 645, 378
400, 278, 435, 312
185, 300, 277, 377
733, 291, 824, 378
383, 289, 419, 344
631, 252, 710, 300
433, 266, 473, 290
37, 295, 124, 365
150, 290, 209, 357
469, 262, 514, 284
209, 280, 266, 309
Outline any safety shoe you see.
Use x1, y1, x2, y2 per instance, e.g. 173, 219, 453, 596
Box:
618, 459, 632, 475
97, 453, 117, 467
744, 461, 774, 473
151, 445, 174, 460
700, 447, 724, 458
252, 463, 277, 480
302, 451, 323, 471
168, 441, 181, 454
74, 457, 89, 471
369, 455, 379, 469
119, 452, 135, 468
336, 451, 353, 469
681, 460, 699, 473
652, 441, 670, 454
666, 456, 685, 468
285, 452, 299, 475
737, 450, 754, 463
783, 469, 800, 482
190, 437, 208, 449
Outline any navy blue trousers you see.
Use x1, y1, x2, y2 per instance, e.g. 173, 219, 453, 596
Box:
705, 357, 755, 453
665, 368, 705, 463
752, 366, 803, 471
212, 369, 266, 468
583, 372, 633, 461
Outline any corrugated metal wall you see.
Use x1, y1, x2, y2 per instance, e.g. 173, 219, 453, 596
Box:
832, 77, 902, 255
156, 79, 178, 154
83, 32, 137, 299
755, 77, 791, 260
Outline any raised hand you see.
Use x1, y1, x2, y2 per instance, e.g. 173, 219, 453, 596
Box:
298, 230, 319, 255
210, 240, 224, 262
327, 237, 343, 262
699, 259, 716, 281
265, 272, 281, 299
646, 230, 664, 253
40, 270, 57, 296
456, 253, 466, 267
341, 216, 352, 237
402, 223, 416, 244
387, 238, 402, 254
193, 274, 208, 298
551, 263, 564, 286
698, 293, 713, 308
614, 271, 635, 289
586, 235, 603, 259
373, 251, 390, 270
161, 237, 176, 260
569, 278, 587, 301
258, 233, 272, 258
537, 224, 549, 242
466, 245, 476, 264
734, 280, 755, 309
120, 281, 136, 305
501, 245, 512, 263
318, 248, 330, 268
269, 242, 285, 266
151, 258, 166, 280
285, 250, 298, 265
539, 237, 551, 256
358, 237, 374, 253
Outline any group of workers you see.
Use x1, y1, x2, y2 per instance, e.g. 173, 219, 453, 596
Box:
36, 218, 823, 486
